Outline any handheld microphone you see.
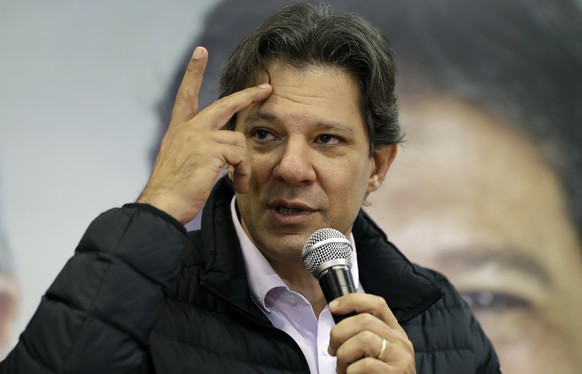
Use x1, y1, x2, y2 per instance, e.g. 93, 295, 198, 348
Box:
301, 228, 356, 323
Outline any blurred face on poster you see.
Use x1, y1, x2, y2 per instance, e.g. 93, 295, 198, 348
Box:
365, 96, 582, 373
0, 273, 18, 354
0, 230, 18, 356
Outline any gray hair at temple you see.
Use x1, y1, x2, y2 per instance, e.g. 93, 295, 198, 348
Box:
156, 0, 582, 243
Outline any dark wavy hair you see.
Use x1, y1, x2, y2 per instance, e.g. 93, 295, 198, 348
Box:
218, 2, 403, 155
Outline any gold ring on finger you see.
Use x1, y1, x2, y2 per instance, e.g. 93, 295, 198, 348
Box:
376, 338, 388, 361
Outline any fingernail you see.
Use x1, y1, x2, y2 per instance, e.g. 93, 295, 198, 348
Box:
329, 300, 338, 310
193, 47, 204, 59
258, 83, 270, 88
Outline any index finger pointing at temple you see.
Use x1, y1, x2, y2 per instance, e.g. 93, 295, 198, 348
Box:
193, 83, 273, 131
170, 46, 208, 125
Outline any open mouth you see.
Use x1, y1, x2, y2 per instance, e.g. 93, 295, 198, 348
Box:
275, 206, 304, 215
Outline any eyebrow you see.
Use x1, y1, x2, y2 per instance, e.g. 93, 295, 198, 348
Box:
244, 110, 356, 136
245, 111, 278, 124
436, 246, 553, 289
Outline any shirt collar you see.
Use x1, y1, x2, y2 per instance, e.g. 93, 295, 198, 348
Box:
230, 196, 361, 313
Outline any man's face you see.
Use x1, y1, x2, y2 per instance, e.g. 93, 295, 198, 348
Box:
365, 97, 582, 374
234, 62, 387, 271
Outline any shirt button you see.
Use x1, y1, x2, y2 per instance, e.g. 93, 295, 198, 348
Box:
286, 294, 298, 305
322, 345, 330, 356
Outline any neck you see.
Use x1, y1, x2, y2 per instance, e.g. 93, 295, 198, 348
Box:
271, 260, 328, 318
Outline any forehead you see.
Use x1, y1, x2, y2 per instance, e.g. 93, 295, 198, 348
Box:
239, 62, 366, 129
263, 61, 360, 96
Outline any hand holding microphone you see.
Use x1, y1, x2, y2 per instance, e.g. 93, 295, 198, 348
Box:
302, 228, 416, 373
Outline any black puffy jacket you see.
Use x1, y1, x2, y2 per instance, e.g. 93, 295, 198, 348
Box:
0, 177, 500, 373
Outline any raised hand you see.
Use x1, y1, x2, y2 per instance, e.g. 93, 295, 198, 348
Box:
138, 47, 272, 224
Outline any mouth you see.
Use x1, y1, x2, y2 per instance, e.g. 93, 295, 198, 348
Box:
269, 199, 315, 222
274, 206, 305, 215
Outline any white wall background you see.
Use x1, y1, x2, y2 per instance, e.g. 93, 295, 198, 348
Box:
0, 0, 217, 354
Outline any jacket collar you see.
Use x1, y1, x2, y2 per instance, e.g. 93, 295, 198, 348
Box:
352, 209, 444, 322
199, 177, 443, 323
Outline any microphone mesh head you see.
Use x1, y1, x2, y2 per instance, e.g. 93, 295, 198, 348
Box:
302, 228, 352, 275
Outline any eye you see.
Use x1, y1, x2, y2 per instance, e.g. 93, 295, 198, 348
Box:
315, 134, 342, 145
250, 128, 278, 143
461, 290, 531, 314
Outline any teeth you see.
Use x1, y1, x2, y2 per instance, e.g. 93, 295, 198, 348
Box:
276, 206, 301, 215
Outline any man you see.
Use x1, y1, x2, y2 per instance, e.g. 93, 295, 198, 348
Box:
159, 0, 582, 372
0, 3, 499, 373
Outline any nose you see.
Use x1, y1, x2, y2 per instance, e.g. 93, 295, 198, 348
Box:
273, 137, 316, 185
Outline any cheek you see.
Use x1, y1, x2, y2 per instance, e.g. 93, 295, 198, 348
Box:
347, 160, 374, 194
248, 153, 275, 182
325, 166, 370, 209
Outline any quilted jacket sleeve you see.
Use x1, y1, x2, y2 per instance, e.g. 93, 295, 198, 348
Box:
470, 309, 502, 374
0, 204, 186, 374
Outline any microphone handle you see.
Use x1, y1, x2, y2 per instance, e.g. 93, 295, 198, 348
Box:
318, 265, 357, 323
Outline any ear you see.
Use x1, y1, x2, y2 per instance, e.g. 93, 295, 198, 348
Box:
367, 145, 398, 193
